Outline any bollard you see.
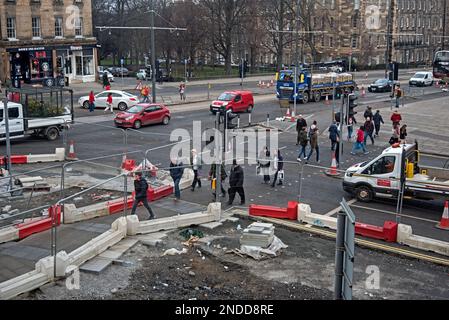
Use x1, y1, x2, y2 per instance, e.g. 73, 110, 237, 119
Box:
266, 114, 270, 127
237, 115, 240, 128
248, 113, 252, 127
207, 83, 211, 100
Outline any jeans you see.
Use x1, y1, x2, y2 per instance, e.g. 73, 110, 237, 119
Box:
298, 145, 307, 158
173, 178, 181, 199
347, 126, 353, 140
364, 132, 375, 145
142, 96, 150, 103
306, 146, 320, 162
331, 140, 338, 151
131, 198, 154, 218
191, 170, 202, 190
271, 170, 283, 186
352, 142, 367, 154
395, 97, 400, 108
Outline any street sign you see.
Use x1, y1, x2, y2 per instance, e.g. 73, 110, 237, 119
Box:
120, 58, 124, 65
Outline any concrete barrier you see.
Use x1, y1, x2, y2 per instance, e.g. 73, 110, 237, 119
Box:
0, 226, 19, 244
0, 270, 48, 300
249, 201, 298, 220
297, 203, 338, 230
397, 224, 449, 256
0, 148, 65, 165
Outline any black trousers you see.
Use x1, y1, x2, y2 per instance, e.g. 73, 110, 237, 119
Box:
191, 169, 202, 189
228, 186, 245, 204
375, 124, 381, 136
131, 198, 154, 218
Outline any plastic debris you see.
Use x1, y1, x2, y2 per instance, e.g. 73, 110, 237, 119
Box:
162, 248, 188, 256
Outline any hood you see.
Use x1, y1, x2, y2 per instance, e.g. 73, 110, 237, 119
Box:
347, 162, 366, 173
212, 100, 228, 106
115, 111, 136, 119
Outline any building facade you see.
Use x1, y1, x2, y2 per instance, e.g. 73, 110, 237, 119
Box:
0, 0, 98, 86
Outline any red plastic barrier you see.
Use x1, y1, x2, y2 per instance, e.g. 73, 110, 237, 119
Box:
249, 201, 298, 220
122, 159, 136, 171
0, 155, 28, 165
355, 221, 398, 243
108, 197, 134, 215
148, 185, 174, 202
15, 205, 61, 239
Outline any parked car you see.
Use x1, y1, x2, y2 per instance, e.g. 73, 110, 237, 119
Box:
114, 103, 171, 129
368, 79, 393, 93
99, 70, 114, 82
409, 71, 434, 87
136, 69, 148, 80
78, 90, 138, 111
107, 67, 129, 77
210, 91, 254, 114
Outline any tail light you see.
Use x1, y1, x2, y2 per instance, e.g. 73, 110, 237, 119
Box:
130, 98, 136, 101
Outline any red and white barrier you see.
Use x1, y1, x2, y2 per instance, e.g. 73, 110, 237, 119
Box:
249, 201, 298, 220
0, 148, 65, 165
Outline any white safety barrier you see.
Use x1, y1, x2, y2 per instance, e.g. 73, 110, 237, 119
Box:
0, 226, 19, 244
27, 148, 65, 163
0, 203, 222, 300
397, 224, 449, 257
63, 202, 110, 224
297, 203, 337, 230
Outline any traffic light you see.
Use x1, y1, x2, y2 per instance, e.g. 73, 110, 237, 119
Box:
389, 62, 399, 81
244, 60, 249, 74
348, 93, 358, 116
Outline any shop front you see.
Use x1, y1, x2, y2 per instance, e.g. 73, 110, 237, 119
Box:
6, 43, 97, 86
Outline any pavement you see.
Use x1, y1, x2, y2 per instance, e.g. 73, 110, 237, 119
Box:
1, 67, 449, 289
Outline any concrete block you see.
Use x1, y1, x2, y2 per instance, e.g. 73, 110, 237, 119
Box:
0, 226, 19, 244
0, 270, 48, 300
298, 203, 311, 222
207, 202, 222, 221
179, 169, 195, 190
397, 224, 413, 244
126, 215, 140, 236
63, 202, 109, 224
111, 217, 127, 237
27, 154, 58, 163
55, 148, 65, 161
302, 212, 337, 230
200, 221, 223, 229
35, 251, 70, 279
138, 217, 178, 234
397, 224, 449, 256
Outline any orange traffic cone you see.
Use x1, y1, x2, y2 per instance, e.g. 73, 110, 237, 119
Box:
66, 140, 78, 161
436, 201, 449, 230
325, 96, 330, 106
285, 108, 291, 119
325, 151, 340, 177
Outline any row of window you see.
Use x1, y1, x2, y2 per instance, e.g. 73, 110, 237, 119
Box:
6, 16, 83, 40
398, 0, 444, 12
399, 15, 444, 29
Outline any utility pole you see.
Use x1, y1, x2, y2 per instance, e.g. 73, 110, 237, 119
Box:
385, 0, 395, 75
293, 0, 301, 117
150, 1, 157, 103
3, 93, 13, 191
443, 0, 447, 50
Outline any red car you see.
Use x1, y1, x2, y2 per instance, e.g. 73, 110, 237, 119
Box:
114, 103, 171, 129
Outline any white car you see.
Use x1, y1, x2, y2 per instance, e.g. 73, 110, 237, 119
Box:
99, 70, 115, 83
409, 71, 434, 87
78, 90, 139, 111
136, 69, 147, 80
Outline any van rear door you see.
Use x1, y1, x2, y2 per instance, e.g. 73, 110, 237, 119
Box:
0, 103, 25, 140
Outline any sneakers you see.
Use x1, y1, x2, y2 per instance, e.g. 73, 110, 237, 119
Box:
148, 216, 155, 220
297, 158, 302, 162
364, 151, 370, 155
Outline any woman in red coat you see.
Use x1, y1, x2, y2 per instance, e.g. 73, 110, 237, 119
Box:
391, 111, 402, 126
88, 91, 95, 112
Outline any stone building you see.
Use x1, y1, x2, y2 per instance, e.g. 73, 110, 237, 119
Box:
0, 0, 98, 86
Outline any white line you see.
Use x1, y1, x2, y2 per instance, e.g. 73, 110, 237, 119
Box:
351, 204, 439, 223
324, 199, 357, 216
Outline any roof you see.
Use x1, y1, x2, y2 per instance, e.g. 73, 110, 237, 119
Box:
382, 144, 415, 155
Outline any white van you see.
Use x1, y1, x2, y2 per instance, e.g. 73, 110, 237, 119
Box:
409, 71, 434, 87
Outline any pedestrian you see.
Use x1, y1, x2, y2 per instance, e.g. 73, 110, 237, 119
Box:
227, 159, 245, 205
346, 115, 356, 141
271, 149, 284, 187
395, 84, 403, 108
364, 117, 375, 145
104, 92, 114, 114
363, 106, 373, 120
190, 149, 202, 191
351, 126, 369, 155
400, 124, 408, 144
209, 161, 227, 200
373, 110, 384, 137
328, 121, 339, 151
297, 126, 309, 161
142, 86, 150, 103
169, 158, 184, 201
88, 91, 95, 112
389, 130, 400, 146
305, 123, 320, 164
179, 82, 186, 101
130, 172, 155, 220
296, 115, 308, 145
258, 146, 271, 184
334, 122, 341, 166
391, 110, 402, 127
102, 72, 109, 89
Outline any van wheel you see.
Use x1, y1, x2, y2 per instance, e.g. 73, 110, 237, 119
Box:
247, 105, 253, 113
45, 127, 60, 141
355, 185, 373, 203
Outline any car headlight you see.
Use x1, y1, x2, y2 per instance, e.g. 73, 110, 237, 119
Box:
125, 116, 134, 121
222, 102, 228, 107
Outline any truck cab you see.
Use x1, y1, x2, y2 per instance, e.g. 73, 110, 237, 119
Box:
0, 102, 25, 140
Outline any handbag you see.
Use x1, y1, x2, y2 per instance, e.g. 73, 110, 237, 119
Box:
256, 165, 261, 175
278, 170, 285, 180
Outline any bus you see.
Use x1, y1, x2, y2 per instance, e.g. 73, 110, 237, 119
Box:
432, 50, 449, 79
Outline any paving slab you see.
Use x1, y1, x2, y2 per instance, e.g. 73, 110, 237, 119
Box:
200, 221, 223, 229
80, 257, 113, 274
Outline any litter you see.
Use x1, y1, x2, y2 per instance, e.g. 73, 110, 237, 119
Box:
183, 236, 200, 247
162, 248, 188, 256
180, 228, 204, 240
239, 236, 288, 260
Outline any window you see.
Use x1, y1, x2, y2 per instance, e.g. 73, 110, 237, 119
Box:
75, 48, 94, 76
364, 156, 396, 175
75, 17, 83, 37
7, 17, 16, 39
8, 107, 19, 119
329, 36, 334, 47
32, 17, 41, 38
55, 17, 63, 37
351, 35, 357, 48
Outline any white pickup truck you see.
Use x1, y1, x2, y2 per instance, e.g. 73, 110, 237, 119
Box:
0, 101, 72, 141
343, 143, 449, 202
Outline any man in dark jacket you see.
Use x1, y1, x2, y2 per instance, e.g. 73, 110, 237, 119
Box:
131, 172, 155, 219
296, 115, 308, 145
228, 159, 245, 205
169, 158, 184, 200
364, 117, 375, 145
364, 106, 373, 120
373, 110, 384, 137
328, 121, 339, 151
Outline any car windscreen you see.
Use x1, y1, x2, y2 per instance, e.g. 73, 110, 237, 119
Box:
435, 51, 449, 62
218, 93, 235, 101
122, 92, 134, 97
127, 106, 145, 113
374, 79, 387, 84
412, 73, 426, 79
279, 72, 293, 81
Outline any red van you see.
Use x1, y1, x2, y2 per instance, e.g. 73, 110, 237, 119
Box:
210, 91, 254, 114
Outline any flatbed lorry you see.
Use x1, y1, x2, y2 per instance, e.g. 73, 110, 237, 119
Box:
276, 69, 356, 104
343, 143, 449, 202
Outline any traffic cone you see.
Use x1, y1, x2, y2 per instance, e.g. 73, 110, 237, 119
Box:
258, 80, 262, 87
66, 140, 78, 161
436, 201, 449, 230
285, 107, 291, 119
325, 151, 340, 177
325, 96, 330, 106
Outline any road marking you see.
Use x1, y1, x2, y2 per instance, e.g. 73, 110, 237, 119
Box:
350, 204, 439, 224
324, 199, 357, 216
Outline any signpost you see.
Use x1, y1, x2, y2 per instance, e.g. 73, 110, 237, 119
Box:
334, 198, 356, 300
120, 57, 124, 87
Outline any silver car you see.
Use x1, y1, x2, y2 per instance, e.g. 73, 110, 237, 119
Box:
78, 90, 139, 111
